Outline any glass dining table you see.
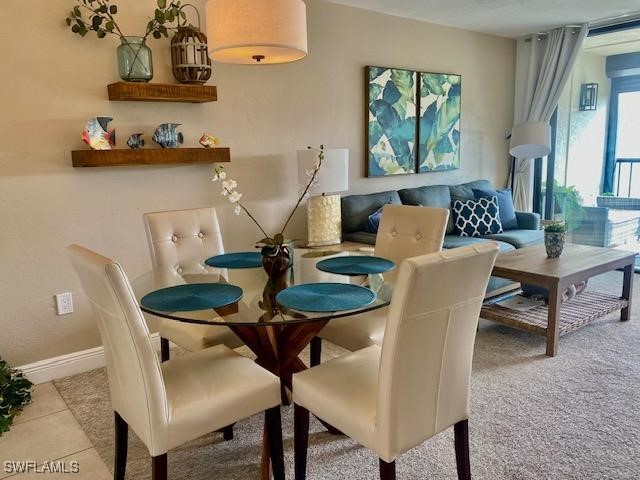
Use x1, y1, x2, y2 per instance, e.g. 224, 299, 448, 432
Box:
132, 248, 394, 404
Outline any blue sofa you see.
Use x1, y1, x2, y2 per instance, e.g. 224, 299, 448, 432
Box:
341, 179, 543, 294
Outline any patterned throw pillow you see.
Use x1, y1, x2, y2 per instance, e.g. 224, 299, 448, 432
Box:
453, 196, 503, 237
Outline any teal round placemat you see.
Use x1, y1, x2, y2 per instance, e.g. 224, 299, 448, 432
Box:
141, 283, 243, 312
276, 283, 376, 313
205, 252, 263, 269
316, 256, 395, 276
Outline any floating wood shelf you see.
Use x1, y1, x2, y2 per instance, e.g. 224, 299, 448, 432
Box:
107, 82, 217, 103
72, 148, 231, 167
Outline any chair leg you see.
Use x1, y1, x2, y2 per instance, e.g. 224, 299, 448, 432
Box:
152, 454, 167, 480
294, 403, 310, 480
160, 337, 170, 362
114, 412, 128, 480
379, 459, 396, 480
454, 419, 471, 480
310, 336, 322, 367
220, 423, 234, 441
265, 407, 285, 480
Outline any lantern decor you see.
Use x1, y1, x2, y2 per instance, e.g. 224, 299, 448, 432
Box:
170, 6, 212, 84
579, 83, 598, 111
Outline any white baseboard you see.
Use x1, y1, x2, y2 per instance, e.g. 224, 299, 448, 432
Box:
18, 334, 163, 385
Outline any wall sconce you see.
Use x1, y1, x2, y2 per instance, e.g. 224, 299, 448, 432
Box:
579, 83, 598, 111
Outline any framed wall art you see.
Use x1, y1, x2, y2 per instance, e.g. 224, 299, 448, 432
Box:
366, 66, 461, 177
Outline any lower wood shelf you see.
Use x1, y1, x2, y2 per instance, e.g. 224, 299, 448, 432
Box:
71, 148, 231, 167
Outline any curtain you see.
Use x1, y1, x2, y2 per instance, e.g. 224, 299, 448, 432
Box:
511, 24, 588, 211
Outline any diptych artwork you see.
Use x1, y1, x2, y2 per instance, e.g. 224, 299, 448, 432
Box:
366, 66, 461, 177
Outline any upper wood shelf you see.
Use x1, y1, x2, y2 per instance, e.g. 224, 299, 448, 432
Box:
72, 147, 230, 167
107, 82, 218, 103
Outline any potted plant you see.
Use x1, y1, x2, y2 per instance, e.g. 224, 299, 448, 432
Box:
544, 222, 567, 258
65, 0, 189, 82
212, 146, 325, 290
0, 358, 32, 435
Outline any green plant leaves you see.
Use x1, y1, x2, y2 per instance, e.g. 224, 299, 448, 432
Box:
158, 0, 167, 8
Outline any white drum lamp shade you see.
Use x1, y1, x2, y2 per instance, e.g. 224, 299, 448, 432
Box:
297, 149, 349, 246
509, 121, 552, 158
205, 0, 308, 65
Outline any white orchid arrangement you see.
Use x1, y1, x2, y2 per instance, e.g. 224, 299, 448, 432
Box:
212, 145, 325, 255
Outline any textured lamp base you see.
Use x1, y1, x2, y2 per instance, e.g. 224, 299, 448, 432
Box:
307, 194, 341, 247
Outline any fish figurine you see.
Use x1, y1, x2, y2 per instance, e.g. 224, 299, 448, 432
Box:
126, 133, 145, 149
152, 123, 184, 148
199, 133, 219, 148
82, 117, 115, 150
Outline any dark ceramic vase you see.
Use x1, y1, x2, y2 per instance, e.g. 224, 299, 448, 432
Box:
260, 246, 293, 317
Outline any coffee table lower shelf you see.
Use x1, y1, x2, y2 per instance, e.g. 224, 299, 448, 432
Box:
481, 291, 629, 336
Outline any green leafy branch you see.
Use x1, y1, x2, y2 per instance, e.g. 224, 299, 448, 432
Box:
65, 0, 190, 42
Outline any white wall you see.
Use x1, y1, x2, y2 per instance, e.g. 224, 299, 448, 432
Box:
0, 0, 515, 365
555, 52, 611, 205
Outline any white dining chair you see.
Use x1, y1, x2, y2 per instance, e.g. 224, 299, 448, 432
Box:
293, 243, 499, 480
67, 244, 285, 480
311, 205, 449, 365
143, 207, 243, 363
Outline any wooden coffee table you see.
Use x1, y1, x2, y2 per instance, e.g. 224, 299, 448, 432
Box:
481, 244, 635, 357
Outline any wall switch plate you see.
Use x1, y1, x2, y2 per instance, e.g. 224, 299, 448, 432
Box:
55, 292, 74, 315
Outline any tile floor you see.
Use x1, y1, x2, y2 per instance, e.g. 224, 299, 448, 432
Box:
0, 383, 110, 479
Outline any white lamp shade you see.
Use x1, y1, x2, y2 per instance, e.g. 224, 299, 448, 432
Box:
297, 149, 349, 194
509, 121, 551, 158
205, 0, 308, 65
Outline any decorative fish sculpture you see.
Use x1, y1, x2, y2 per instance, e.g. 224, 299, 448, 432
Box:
126, 133, 145, 149
199, 133, 219, 148
152, 123, 184, 148
82, 117, 115, 150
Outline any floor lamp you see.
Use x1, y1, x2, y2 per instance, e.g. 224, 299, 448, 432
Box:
297, 149, 349, 246
508, 121, 551, 201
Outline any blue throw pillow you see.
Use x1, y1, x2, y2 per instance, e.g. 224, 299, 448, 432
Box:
366, 205, 385, 233
473, 188, 518, 230
453, 196, 503, 237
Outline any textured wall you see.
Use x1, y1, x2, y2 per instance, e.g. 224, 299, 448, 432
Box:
0, 0, 515, 365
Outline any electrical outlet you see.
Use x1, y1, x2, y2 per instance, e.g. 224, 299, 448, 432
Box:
55, 292, 74, 315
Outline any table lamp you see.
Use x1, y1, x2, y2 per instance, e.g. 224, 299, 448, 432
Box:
297, 149, 349, 246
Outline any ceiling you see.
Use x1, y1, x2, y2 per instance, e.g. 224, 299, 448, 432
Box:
584, 29, 640, 56
324, 0, 640, 38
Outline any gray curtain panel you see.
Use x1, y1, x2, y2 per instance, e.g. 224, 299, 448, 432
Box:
511, 24, 588, 211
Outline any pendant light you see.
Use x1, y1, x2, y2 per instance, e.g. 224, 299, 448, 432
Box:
205, 0, 308, 65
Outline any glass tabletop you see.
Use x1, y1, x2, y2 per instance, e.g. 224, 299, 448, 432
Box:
132, 248, 395, 327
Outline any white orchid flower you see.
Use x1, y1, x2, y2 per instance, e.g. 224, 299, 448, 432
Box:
212, 169, 227, 182
222, 179, 237, 190
228, 191, 242, 203
234, 204, 242, 215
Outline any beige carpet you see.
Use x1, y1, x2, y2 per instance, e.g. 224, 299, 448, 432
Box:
54, 271, 640, 479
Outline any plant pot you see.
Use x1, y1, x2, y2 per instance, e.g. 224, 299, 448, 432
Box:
261, 245, 292, 291
117, 36, 153, 82
544, 231, 565, 258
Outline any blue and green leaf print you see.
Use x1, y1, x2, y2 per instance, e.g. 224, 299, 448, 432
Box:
367, 67, 417, 176
418, 73, 461, 172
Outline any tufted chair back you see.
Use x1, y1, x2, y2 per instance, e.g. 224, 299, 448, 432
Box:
375, 243, 499, 461
67, 245, 169, 455
375, 205, 449, 282
144, 207, 224, 274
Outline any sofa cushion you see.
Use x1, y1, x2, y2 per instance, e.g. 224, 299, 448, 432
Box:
341, 191, 401, 233
450, 179, 493, 201
443, 234, 515, 253
365, 205, 385, 233
473, 188, 518, 230
398, 185, 453, 233
453, 197, 503, 237
343, 231, 377, 245
483, 229, 543, 249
